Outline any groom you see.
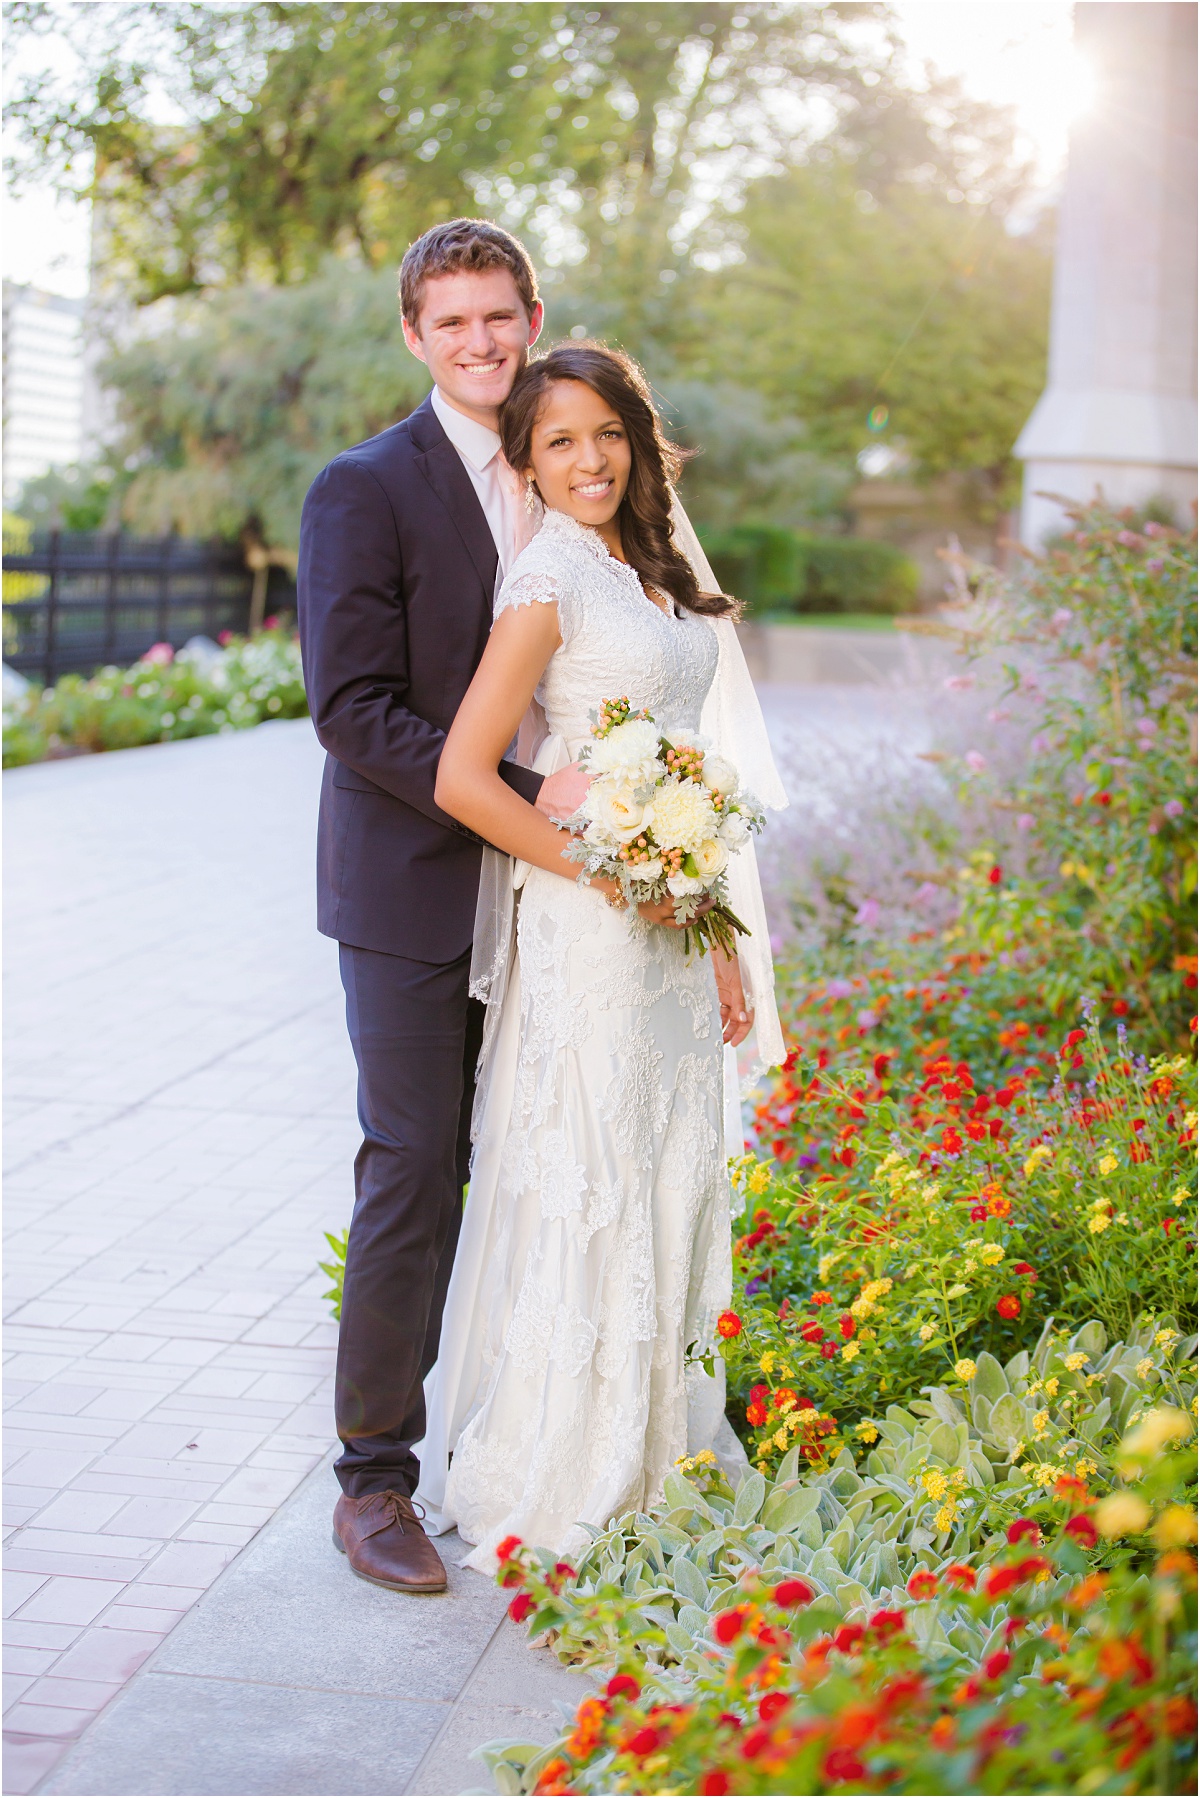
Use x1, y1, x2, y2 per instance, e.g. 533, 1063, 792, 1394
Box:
298, 219, 575, 1594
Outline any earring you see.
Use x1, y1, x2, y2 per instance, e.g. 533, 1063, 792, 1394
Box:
524, 474, 538, 515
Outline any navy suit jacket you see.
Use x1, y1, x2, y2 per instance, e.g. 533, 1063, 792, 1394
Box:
297, 393, 542, 963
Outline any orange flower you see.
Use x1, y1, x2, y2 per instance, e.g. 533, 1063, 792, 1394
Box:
1066, 1572, 1109, 1611
717, 1311, 742, 1339
929, 1715, 956, 1750
986, 1193, 1013, 1219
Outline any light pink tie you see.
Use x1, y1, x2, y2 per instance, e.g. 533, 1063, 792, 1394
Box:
497, 452, 542, 561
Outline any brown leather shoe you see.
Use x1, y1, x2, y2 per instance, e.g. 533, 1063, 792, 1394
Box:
333, 1489, 448, 1594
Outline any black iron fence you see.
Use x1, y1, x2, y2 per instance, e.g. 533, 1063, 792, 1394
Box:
2, 531, 297, 685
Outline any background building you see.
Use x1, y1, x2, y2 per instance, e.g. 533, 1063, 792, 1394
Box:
1016, 2, 1198, 544
2, 282, 87, 498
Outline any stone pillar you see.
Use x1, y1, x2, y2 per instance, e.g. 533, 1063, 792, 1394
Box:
1015, 2, 1197, 545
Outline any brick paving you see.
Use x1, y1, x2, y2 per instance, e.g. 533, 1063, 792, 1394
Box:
4, 722, 355, 1794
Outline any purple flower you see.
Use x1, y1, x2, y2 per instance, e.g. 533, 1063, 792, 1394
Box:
826, 978, 855, 999
857, 1008, 879, 1029
964, 751, 987, 773
796, 1153, 820, 1169
1015, 813, 1035, 832
1147, 557, 1164, 574
854, 899, 881, 928
1135, 717, 1157, 737
913, 881, 940, 907
744, 1276, 767, 1298
1165, 799, 1184, 818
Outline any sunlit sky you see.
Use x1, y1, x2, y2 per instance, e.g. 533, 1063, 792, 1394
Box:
3, 1, 1083, 300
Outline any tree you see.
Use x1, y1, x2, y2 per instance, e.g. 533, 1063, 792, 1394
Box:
102, 263, 430, 546
696, 151, 1052, 512
7, 0, 891, 331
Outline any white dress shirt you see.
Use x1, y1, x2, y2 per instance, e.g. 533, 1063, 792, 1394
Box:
430, 386, 518, 590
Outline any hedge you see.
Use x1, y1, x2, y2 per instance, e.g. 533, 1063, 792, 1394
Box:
699, 524, 920, 617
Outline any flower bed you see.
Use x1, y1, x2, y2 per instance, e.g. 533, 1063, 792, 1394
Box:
476, 509, 1197, 1793
2, 621, 307, 766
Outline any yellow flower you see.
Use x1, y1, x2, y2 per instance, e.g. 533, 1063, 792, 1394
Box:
818, 1253, 842, 1280
1136, 1357, 1154, 1378
675, 1454, 695, 1470
951, 1467, 967, 1491
748, 1165, 772, 1196
842, 1342, 860, 1363
857, 1421, 879, 1444
1088, 1214, 1111, 1234
918, 1323, 937, 1343
1044, 1377, 1059, 1397
1033, 1409, 1050, 1438
760, 1351, 776, 1374
954, 1359, 977, 1382
1121, 1406, 1194, 1463
1063, 1352, 1088, 1372
920, 1182, 941, 1203
963, 1259, 978, 1276
1075, 1458, 1097, 1479
1097, 1153, 1119, 1176
1026, 1377, 1042, 1395
979, 1244, 1004, 1267
1154, 1328, 1179, 1349
934, 1502, 957, 1533
693, 1449, 717, 1467
947, 1283, 969, 1299
1170, 1187, 1188, 1206
773, 1428, 789, 1451
1024, 1145, 1053, 1177
1093, 1491, 1151, 1537
923, 1469, 949, 1501
850, 1295, 877, 1319
1153, 1506, 1199, 1548
1028, 1462, 1065, 1489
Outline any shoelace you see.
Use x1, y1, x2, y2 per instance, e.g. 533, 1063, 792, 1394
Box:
364, 1489, 426, 1530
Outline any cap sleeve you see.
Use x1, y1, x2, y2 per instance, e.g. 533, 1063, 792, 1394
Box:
495, 567, 581, 646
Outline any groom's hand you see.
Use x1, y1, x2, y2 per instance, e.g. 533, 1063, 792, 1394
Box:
536, 761, 592, 823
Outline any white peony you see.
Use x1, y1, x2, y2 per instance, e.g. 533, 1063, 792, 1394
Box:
584, 778, 654, 843
629, 859, 663, 882
650, 776, 717, 851
667, 872, 706, 897
691, 837, 728, 879
589, 718, 662, 782
718, 810, 750, 850
702, 753, 738, 796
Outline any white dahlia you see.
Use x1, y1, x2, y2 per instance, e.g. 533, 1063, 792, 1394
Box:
651, 776, 718, 852
589, 718, 662, 782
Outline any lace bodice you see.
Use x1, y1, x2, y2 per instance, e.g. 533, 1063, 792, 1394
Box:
496, 509, 719, 755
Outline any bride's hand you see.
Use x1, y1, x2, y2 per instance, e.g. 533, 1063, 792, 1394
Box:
713, 946, 753, 1047
593, 880, 713, 929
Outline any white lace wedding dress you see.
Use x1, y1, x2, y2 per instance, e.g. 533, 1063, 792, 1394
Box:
415, 508, 734, 1569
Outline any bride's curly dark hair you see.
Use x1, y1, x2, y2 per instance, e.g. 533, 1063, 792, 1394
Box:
499, 343, 738, 619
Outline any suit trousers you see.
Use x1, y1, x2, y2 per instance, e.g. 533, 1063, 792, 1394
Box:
334, 942, 483, 1497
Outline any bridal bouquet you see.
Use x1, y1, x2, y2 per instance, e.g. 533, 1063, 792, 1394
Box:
561, 696, 764, 957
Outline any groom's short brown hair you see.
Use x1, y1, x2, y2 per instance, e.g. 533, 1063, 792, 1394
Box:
399, 219, 539, 326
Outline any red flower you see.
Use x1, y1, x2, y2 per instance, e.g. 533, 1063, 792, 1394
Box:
1007, 1518, 1040, 1546
1012, 1262, 1036, 1279
1092, 791, 1112, 806
773, 1578, 815, 1607
698, 1775, 731, 1796
996, 1294, 1021, 1320
1060, 1029, 1087, 1057
758, 1691, 790, 1723
746, 1401, 768, 1427
716, 1311, 742, 1339
984, 1566, 1022, 1599
606, 1673, 641, 1701
941, 1128, 964, 1154
943, 1562, 976, 1591
906, 1569, 939, 1599
820, 1341, 837, 1359
1015, 1555, 1052, 1583
988, 865, 1002, 884
868, 1609, 905, 1640
839, 1315, 855, 1339
800, 1320, 825, 1343
1112, 999, 1129, 1016
1065, 1514, 1099, 1548
713, 1607, 748, 1644
748, 1383, 768, 1403
970, 1204, 988, 1221
623, 1726, 662, 1758
983, 1648, 1012, 1680
509, 1593, 536, 1622
773, 1387, 799, 1412
495, 1534, 524, 1563
832, 1622, 865, 1654
823, 1747, 867, 1783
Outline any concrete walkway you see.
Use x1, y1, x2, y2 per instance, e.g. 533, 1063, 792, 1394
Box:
5, 685, 934, 1794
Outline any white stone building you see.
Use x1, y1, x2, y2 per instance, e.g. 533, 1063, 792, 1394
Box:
1016, 2, 1198, 545
2, 282, 87, 498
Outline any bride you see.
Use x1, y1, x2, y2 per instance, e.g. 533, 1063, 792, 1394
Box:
415, 344, 785, 1569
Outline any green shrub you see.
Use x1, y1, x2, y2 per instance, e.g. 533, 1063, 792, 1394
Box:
698, 525, 919, 618
2, 620, 308, 767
